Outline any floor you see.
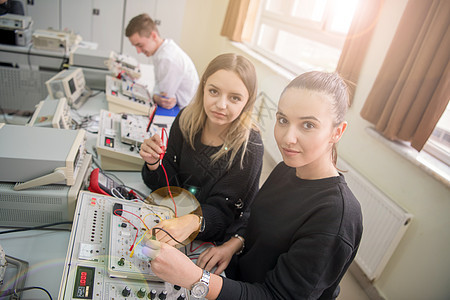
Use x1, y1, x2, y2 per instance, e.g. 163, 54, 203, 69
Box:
260, 154, 371, 300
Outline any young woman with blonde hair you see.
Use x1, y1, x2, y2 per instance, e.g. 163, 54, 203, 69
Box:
140, 53, 264, 246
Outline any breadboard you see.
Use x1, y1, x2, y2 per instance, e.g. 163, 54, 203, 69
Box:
96, 110, 146, 171
108, 202, 174, 281
120, 113, 152, 145
106, 75, 156, 116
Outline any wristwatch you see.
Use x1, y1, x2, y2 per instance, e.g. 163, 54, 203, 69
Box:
191, 269, 210, 298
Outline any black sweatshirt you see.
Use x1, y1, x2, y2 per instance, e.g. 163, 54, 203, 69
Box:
141, 112, 264, 243
219, 162, 363, 299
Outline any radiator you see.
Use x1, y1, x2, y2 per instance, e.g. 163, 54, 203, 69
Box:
337, 158, 413, 281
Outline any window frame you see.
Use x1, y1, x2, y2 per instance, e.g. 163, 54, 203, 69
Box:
423, 102, 450, 167
246, 0, 353, 74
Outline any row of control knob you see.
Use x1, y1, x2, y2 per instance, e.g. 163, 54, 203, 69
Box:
121, 286, 186, 300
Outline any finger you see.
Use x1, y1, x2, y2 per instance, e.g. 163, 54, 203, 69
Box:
159, 235, 173, 244
146, 239, 162, 249
139, 149, 159, 162
153, 94, 161, 102
165, 239, 178, 247
160, 102, 170, 109
204, 256, 220, 272
141, 240, 161, 260
196, 249, 212, 269
151, 134, 162, 145
139, 142, 161, 161
213, 262, 227, 275
154, 231, 169, 242
141, 246, 158, 259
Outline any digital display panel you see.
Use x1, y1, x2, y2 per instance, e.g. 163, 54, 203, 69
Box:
68, 78, 76, 94
73, 266, 95, 299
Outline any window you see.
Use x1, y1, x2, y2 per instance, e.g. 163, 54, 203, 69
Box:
248, 0, 360, 73
423, 101, 450, 166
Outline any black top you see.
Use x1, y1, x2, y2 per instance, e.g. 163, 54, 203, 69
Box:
142, 111, 264, 243
0, 1, 25, 15
219, 162, 363, 299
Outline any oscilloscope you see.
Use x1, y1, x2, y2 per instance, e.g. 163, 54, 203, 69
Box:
46, 68, 92, 109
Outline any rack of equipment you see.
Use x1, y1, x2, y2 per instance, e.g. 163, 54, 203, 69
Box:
0, 13, 33, 46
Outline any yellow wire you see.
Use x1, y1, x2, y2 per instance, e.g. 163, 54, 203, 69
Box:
129, 212, 164, 258
143, 212, 163, 222
130, 233, 148, 258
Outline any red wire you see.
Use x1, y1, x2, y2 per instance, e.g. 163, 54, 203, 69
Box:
190, 241, 216, 253
113, 208, 152, 251
113, 209, 139, 251
159, 128, 177, 217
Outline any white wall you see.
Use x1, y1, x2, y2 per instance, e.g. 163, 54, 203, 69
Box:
179, 1, 450, 299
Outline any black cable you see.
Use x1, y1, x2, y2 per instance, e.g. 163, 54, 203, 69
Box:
129, 186, 148, 200
102, 173, 148, 201
27, 43, 33, 70
0, 286, 53, 300
0, 104, 9, 124
152, 227, 186, 246
59, 56, 68, 71
88, 151, 102, 169
104, 172, 125, 186
0, 221, 72, 234
89, 90, 103, 98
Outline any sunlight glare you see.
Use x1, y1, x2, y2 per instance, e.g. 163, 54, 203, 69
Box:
330, 0, 359, 34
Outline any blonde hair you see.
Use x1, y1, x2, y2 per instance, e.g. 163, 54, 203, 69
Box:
179, 53, 258, 169
281, 71, 350, 168
125, 13, 159, 38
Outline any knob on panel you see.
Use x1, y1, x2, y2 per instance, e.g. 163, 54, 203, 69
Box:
148, 289, 157, 299
137, 287, 146, 298
159, 290, 168, 300
122, 286, 131, 297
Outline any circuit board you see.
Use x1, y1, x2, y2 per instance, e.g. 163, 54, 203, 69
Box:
58, 191, 212, 300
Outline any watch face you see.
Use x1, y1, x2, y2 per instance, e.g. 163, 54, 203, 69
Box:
191, 282, 209, 298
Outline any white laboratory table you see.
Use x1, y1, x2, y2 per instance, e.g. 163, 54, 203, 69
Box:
0, 91, 152, 299
0, 229, 70, 299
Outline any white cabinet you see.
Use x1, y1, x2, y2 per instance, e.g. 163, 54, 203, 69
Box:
61, 0, 124, 52
20, 0, 60, 31
153, 0, 186, 43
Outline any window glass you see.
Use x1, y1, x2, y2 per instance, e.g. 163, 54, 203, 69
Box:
293, 0, 327, 22
251, 0, 359, 72
424, 102, 450, 165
